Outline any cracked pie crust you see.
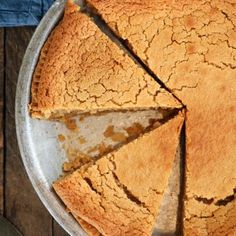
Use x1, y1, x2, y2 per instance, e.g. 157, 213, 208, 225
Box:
29, 0, 181, 119
53, 115, 184, 236
86, 0, 236, 234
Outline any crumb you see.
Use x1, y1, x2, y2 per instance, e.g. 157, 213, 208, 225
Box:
110, 133, 127, 142
103, 125, 115, 138
88, 143, 113, 156
97, 142, 107, 156
63, 154, 91, 172
64, 118, 78, 131
149, 119, 161, 129
149, 118, 156, 126
103, 125, 127, 142
78, 136, 86, 144
58, 134, 66, 142
153, 121, 161, 128
79, 116, 85, 122
125, 122, 144, 137
87, 145, 99, 154
65, 149, 88, 162
98, 143, 112, 156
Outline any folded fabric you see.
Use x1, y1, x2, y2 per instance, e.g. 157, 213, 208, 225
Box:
0, 0, 54, 27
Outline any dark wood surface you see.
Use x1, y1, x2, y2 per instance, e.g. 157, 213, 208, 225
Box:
1, 27, 69, 236
0, 28, 4, 215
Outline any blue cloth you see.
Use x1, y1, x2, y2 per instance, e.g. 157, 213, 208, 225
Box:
0, 0, 54, 27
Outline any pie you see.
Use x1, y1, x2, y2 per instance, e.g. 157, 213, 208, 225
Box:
53, 114, 184, 236
29, 0, 236, 235
84, 0, 236, 235
29, 0, 181, 119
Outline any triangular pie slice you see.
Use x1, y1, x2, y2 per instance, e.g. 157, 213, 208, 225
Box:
85, 0, 169, 77
53, 114, 184, 235
29, 0, 181, 119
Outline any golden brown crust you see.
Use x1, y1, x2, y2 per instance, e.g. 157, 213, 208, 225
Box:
53, 114, 183, 236
184, 199, 236, 236
87, 0, 236, 232
30, 0, 181, 119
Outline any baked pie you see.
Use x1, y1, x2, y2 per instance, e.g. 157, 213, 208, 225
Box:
30, 0, 236, 235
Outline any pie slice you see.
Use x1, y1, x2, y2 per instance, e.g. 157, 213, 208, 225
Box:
86, 0, 236, 234
53, 114, 184, 235
29, 0, 181, 119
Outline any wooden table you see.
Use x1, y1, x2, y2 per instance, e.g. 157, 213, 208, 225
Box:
0, 27, 69, 236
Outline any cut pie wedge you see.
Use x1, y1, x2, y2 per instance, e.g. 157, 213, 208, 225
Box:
29, 0, 181, 119
53, 113, 184, 236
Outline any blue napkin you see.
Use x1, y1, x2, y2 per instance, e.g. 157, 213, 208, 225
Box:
0, 0, 54, 27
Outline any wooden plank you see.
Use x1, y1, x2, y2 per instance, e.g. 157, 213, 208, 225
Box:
4, 27, 53, 236
0, 28, 4, 215
53, 220, 69, 236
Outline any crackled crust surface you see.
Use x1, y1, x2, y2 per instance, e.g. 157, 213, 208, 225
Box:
87, 0, 236, 233
53, 114, 183, 236
29, 0, 181, 119
184, 193, 236, 236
